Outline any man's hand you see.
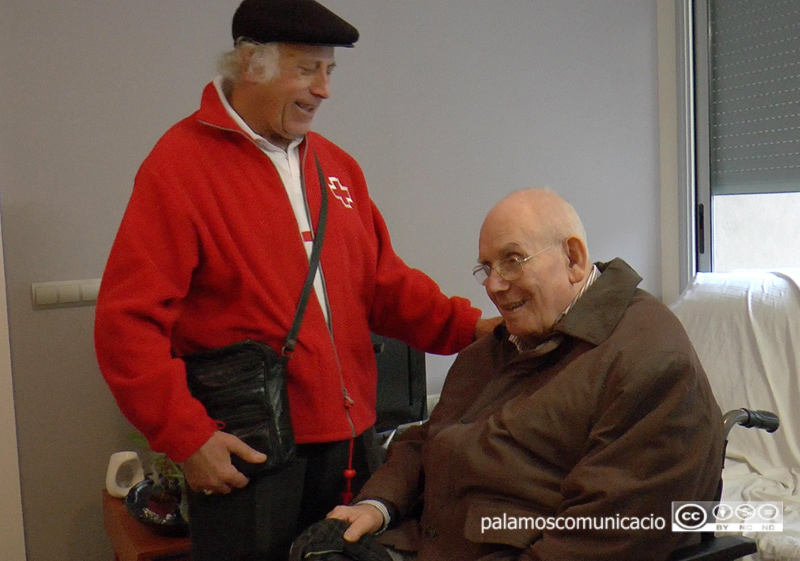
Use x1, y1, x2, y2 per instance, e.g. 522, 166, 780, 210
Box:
475, 316, 503, 340
327, 503, 385, 542
181, 431, 267, 495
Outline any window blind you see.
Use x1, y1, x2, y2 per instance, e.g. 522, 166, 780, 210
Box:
709, 0, 800, 195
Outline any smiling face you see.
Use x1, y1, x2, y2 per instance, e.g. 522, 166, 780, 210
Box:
233, 43, 336, 148
478, 190, 590, 346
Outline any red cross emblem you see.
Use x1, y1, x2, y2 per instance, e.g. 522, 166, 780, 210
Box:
328, 177, 353, 209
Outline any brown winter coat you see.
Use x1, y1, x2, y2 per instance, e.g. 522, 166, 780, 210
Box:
357, 259, 724, 561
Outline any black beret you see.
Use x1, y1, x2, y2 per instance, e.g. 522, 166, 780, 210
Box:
232, 0, 359, 48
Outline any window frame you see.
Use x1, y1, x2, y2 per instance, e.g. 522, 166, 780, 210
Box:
658, 0, 698, 301
693, 0, 713, 273
667, 0, 800, 281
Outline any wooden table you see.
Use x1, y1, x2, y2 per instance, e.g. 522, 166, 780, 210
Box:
102, 490, 191, 561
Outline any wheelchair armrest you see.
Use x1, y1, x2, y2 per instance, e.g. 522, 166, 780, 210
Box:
722, 408, 779, 439
667, 535, 757, 561
378, 420, 425, 450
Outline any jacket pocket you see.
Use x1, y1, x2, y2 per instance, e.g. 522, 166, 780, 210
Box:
464, 499, 543, 550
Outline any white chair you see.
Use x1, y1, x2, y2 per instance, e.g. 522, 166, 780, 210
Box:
670, 270, 800, 561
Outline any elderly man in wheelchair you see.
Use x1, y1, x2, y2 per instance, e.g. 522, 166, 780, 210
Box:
298, 189, 733, 561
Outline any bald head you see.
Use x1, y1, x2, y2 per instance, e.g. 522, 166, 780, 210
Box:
477, 189, 592, 346
481, 189, 587, 254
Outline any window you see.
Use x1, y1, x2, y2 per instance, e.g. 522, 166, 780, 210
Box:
693, 0, 800, 272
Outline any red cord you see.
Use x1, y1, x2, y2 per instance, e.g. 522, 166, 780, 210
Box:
341, 437, 356, 505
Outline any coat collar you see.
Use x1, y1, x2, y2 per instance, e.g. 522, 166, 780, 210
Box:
196, 81, 240, 132
553, 258, 642, 346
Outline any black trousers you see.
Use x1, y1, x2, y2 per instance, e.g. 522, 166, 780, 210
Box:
188, 428, 382, 561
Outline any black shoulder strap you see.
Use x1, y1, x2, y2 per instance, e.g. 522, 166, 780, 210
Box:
282, 152, 329, 356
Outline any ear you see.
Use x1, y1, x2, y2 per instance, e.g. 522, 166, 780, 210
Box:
238, 48, 260, 84
564, 236, 590, 284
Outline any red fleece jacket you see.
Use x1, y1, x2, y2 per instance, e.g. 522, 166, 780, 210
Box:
94, 82, 480, 462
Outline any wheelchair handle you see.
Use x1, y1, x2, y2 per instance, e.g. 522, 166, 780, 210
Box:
722, 408, 780, 439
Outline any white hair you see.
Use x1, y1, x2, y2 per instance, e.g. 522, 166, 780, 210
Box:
217, 40, 280, 83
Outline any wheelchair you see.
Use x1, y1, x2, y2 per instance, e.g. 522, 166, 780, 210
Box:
667, 408, 780, 561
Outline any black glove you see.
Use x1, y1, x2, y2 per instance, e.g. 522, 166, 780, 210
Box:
289, 518, 392, 561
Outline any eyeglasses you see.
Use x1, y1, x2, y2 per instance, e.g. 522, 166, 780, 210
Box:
472, 244, 557, 285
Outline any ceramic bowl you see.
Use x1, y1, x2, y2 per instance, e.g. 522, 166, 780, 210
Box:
124, 477, 188, 536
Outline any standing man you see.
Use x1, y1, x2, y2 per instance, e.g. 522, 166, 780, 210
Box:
94, 1, 497, 559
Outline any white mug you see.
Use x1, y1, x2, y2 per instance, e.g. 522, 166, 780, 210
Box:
105, 451, 145, 498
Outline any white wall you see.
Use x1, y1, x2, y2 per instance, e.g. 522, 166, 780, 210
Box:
0, 1, 661, 559
320, 0, 661, 393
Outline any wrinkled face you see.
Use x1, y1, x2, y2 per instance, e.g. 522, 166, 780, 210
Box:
247, 44, 335, 147
478, 211, 576, 345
